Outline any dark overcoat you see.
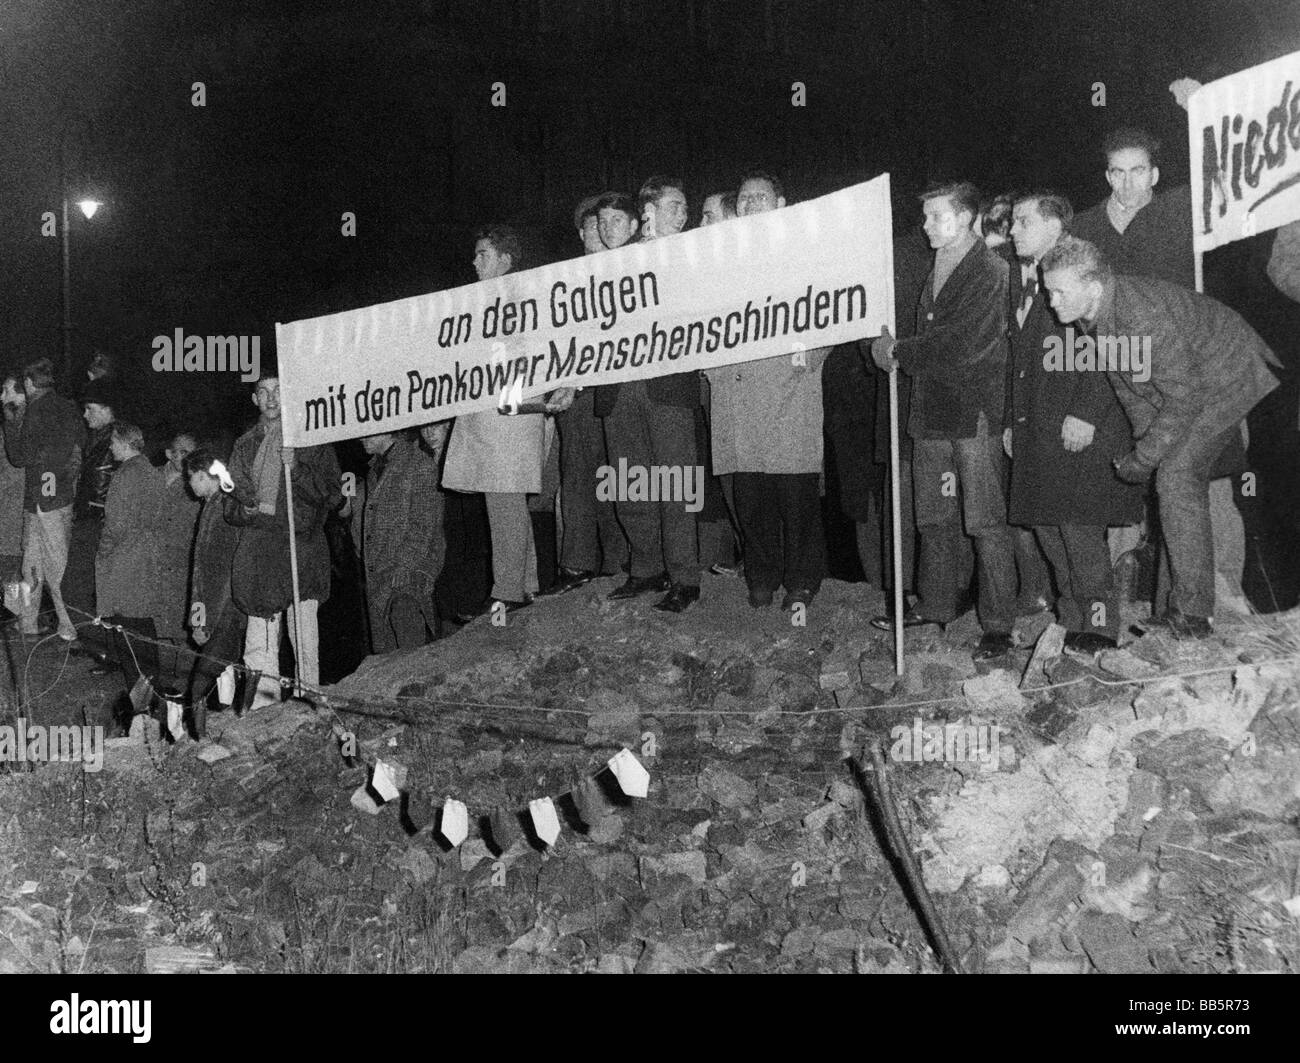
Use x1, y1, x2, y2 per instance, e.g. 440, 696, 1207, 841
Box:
225, 423, 342, 617
1004, 259, 1143, 526
350, 436, 445, 653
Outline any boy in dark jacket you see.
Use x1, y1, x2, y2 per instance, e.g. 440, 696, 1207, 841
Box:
184, 449, 245, 729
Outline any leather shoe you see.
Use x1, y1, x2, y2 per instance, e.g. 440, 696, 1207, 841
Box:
607, 573, 670, 600
871, 608, 936, 631
653, 583, 700, 613
1064, 631, 1118, 655
454, 596, 533, 624
972, 631, 1014, 662
781, 587, 815, 610
748, 586, 774, 608
543, 567, 597, 595
1168, 610, 1213, 640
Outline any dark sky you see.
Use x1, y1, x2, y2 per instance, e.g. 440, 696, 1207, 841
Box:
1, 0, 1298, 441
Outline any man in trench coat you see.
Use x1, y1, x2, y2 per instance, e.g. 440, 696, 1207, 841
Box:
1005, 193, 1142, 652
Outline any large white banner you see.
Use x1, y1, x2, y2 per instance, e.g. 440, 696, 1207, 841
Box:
1189, 50, 1300, 252
276, 176, 895, 446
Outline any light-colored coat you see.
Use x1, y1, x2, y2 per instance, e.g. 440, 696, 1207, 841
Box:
96, 453, 165, 620
706, 349, 829, 475
442, 409, 546, 494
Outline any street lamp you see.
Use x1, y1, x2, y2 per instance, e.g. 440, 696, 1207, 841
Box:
60, 194, 103, 380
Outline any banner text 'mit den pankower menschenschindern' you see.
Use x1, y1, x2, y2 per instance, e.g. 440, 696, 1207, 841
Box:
276, 175, 894, 447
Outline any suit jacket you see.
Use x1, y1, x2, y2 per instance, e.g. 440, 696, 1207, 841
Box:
893, 237, 1008, 439
1071, 186, 1195, 290
592, 371, 699, 418
2, 390, 84, 513
1004, 257, 1141, 526
1091, 274, 1281, 469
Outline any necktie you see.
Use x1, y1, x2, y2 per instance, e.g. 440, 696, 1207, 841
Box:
1017, 269, 1037, 328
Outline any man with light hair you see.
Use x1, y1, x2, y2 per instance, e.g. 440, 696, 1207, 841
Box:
871, 181, 1015, 661
1039, 235, 1280, 638
2, 358, 84, 642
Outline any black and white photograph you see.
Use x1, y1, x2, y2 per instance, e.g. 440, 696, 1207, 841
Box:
1, 0, 1299, 1027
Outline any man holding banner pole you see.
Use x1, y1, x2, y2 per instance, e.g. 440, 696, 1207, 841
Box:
871, 182, 1016, 662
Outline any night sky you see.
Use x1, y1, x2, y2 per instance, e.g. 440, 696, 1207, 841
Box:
3, 0, 1299, 595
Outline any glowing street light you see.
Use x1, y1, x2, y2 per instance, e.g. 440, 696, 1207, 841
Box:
61, 193, 104, 377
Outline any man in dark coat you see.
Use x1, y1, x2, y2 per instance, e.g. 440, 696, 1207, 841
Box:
352, 429, 444, 653
871, 182, 1017, 661
63, 381, 119, 633
184, 448, 246, 728
2, 357, 84, 641
1070, 127, 1194, 290
1041, 236, 1281, 637
226, 372, 341, 706
824, 341, 882, 583
594, 180, 702, 612
1006, 194, 1143, 652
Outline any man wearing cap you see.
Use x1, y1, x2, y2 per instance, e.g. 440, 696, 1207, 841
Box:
63, 379, 120, 634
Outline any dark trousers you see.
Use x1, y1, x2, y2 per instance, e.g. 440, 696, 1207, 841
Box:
376, 592, 432, 654
1155, 421, 1240, 619
185, 603, 247, 703
556, 389, 628, 574
1033, 524, 1118, 638
733, 472, 826, 594
1014, 525, 1052, 613
62, 516, 101, 626
913, 426, 1016, 633
602, 381, 701, 586
879, 458, 918, 595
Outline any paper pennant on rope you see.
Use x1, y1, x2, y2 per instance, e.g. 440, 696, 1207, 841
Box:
128, 674, 154, 716
441, 798, 469, 847
607, 748, 650, 798
371, 759, 402, 803
163, 696, 184, 741
529, 797, 561, 846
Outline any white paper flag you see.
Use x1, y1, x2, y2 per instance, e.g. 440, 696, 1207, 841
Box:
607, 748, 650, 798
529, 797, 561, 846
164, 698, 184, 741
441, 797, 469, 847
371, 759, 401, 802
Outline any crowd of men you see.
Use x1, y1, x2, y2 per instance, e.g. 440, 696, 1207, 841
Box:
1, 119, 1293, 730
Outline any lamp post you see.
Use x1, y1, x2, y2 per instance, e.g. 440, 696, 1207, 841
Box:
60, 194, 102, 381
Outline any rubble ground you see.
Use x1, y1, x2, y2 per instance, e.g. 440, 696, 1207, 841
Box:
2, 576, 1298, 974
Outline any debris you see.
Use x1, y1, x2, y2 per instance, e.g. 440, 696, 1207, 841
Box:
963, 669, 1028, 715
1021, 622, 1067, 688
144, 945, 221, 973
698, 764, 756, 809
196, 744, 232, 764
350, 785, 383, 815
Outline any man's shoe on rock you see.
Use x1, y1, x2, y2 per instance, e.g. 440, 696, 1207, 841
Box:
1064, 631, 1118, 655
544, 567, 597, 595
607, 573, 671, 600
653, 583, 700, 613
1168, 610, 1213, 640
781, 587, 814, 610
871, 607, 935, 632
454, 596, 532, 624
748, 586, 775, 609
972, 631, 1014, 662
